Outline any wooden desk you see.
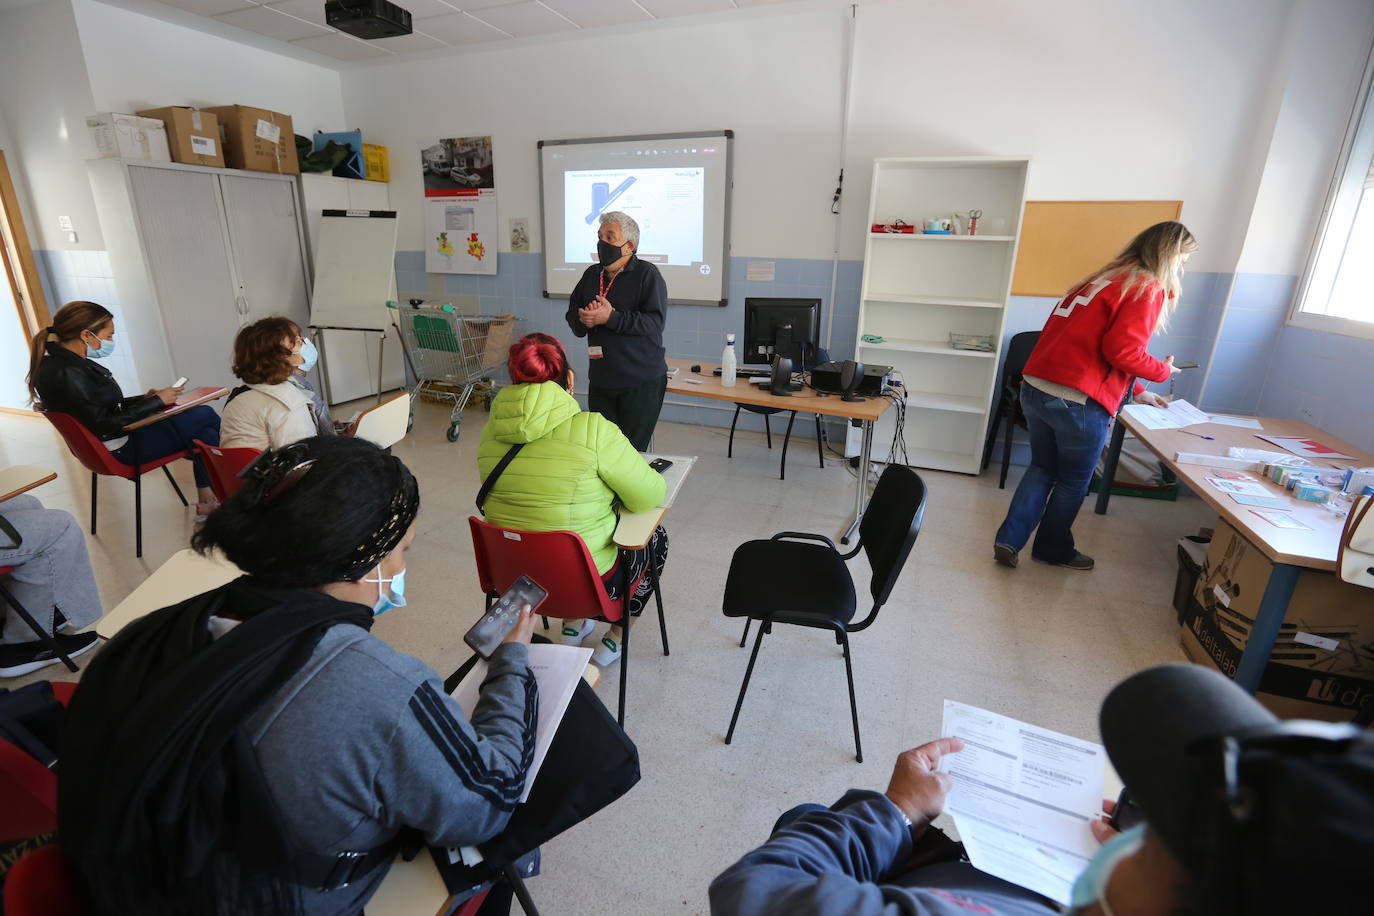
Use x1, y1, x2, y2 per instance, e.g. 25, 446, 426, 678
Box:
0, 466, 58, 503
97, 547, 240, 639
124, 386, 229, 431
666, 358, 893, 542
1095, 411, 1372, 691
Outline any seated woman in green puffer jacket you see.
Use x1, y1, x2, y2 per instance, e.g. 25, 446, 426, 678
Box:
476, 332, 668, 667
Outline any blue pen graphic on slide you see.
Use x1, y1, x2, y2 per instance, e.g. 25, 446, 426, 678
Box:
585, 176, 637, 223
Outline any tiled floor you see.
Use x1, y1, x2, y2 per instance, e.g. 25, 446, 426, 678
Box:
0, 400, 1211, 913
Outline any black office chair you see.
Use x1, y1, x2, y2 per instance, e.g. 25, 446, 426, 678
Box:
980, 331, 1041, 489
728, 403, 824, 480
722, 464, 927, 762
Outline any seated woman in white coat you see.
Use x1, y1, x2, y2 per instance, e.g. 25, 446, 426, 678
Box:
219, 317, 318, 451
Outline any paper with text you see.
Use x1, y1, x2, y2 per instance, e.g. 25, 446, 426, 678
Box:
1120, 398, 1210, 430
938, 700, 1105, 905
452, 643, 592, 803
1256, 436, 1356, 461
1208, 415, 1263, 430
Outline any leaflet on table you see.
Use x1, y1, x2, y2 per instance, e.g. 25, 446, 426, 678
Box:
1204, 477, 1272, 497
1256, 435, 1356, 461
452, 642, 592, 803
1208, 414, 1263, 430
1119, 398, 1211, 430
938, 700, 1106, 906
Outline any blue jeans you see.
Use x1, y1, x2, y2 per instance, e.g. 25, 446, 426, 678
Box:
994, 385, 1111, 563
112, 405, 220, 489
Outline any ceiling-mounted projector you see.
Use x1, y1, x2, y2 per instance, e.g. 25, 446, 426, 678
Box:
325, 0, 412, 39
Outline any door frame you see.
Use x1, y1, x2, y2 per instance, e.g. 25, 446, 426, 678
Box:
0, 149, 50, 337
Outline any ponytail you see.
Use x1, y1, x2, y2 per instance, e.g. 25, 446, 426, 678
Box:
27, 301, 113, 404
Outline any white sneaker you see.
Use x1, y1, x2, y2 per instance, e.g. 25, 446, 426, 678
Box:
559, 619, 595, 646
591, 633, 622, 667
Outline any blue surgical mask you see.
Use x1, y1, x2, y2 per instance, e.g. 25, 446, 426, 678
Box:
298, 338, 319, 373
365, 566, 407, 616
1065, 823, 1145, 915
87, 337, 116, 360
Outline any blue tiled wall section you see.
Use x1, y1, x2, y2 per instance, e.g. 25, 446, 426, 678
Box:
1200, 273, 1294, 416
1255, 324, 1374, 453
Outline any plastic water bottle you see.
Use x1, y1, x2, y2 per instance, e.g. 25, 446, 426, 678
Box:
721, 334, 737, 387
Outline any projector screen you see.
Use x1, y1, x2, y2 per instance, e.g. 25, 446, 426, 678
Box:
539, 131, 732, 305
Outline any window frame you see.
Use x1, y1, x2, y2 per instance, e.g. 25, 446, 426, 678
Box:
1290, 41, 1374, 341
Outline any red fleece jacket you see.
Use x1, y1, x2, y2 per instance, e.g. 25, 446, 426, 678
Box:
1022, 272, 1172, 413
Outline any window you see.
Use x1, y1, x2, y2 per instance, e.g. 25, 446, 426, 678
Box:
1294, 46, 1374, 337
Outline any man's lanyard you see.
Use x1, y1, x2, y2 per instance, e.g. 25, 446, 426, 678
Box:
598, 269, 619, 300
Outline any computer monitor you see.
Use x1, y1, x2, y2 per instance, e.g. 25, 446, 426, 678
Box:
743, 297, 821, 368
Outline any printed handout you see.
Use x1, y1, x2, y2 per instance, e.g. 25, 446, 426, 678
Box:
1120, 398, 1211, 430
938, 700, 1106, 905
1204, 477, 1272, 497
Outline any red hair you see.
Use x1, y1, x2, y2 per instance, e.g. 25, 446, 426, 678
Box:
508, 333, 570, 386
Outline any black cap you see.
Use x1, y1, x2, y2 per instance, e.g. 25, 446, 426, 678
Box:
1101, 664, 1374, 914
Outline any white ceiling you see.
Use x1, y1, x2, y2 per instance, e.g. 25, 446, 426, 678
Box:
147, 0, 802, 62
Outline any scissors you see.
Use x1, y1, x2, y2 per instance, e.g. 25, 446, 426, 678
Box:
967, 208, 983, 219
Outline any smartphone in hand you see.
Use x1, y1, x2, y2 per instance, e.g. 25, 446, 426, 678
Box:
173, 377, 188, 388
1108, 788, 1145, 831
463, 575, 548, 658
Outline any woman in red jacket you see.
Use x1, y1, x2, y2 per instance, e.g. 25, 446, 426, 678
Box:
994, 221, 1196, 571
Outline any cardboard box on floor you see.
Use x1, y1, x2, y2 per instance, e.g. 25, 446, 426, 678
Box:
1180, 518, 1374, 721
202, 105, 298, 175
87, 113, 171, 162
136, 107, 224, 168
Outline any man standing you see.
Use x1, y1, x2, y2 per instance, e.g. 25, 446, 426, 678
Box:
565, 211, 667, 451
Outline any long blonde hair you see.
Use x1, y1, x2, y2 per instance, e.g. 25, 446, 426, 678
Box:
26, 300, 113, 403
1072, 221, 1197, 333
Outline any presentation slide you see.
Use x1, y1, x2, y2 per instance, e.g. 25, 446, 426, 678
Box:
540, 133, 731, 304
562, 167, 704, 267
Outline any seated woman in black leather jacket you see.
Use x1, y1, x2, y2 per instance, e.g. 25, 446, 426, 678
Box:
27, 300, 222, 514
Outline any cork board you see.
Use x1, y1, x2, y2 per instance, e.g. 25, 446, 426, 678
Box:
1012, 201, 1183, 297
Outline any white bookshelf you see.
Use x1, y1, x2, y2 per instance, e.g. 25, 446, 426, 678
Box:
858, 156, 1030, 474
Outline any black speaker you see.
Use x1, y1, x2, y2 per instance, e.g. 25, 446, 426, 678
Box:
769, 356, 794, 396
840, 359, 865, 402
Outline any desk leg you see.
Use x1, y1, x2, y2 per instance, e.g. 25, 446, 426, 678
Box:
841, 419, 874, 545
503, 864, 542, 916
1093, 419, 1127, 515
1234, 563, 1299, 693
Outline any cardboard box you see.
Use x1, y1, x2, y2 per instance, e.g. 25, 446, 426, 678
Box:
1180, 518, 1374, 721
136, 107, 224, 168
202, 105, 298, 175
86, 113, 171, 162
363, 143, 389, 182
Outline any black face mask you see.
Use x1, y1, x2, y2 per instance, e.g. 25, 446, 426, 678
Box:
597, 239, 628, 267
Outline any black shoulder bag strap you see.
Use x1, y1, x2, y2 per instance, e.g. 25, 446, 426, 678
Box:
476, 444, 524, 514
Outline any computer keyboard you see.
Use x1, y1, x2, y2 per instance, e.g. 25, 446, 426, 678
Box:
712, 367, 770, 378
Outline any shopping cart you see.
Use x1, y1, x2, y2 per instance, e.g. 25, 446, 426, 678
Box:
388, 301, 518, 442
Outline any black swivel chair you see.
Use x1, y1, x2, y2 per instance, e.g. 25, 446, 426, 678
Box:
727, 404, 824, 480
980, 331, 1041, 489
721, 464, 927, 762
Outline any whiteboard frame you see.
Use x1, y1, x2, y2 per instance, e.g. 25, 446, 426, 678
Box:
538, 129, 733, 307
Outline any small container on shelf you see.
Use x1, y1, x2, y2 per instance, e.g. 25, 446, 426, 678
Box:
949, 332, 994, 352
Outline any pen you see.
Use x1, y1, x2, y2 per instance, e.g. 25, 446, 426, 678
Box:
1179, 430, 1215, 440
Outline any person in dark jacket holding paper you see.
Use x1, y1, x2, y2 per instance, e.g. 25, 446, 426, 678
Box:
28, 300, 222, 514
59, 436, 538, 916
564, 211, 668, 450
711, 665, 1374, 916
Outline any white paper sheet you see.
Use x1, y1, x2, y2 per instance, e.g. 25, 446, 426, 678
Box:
1207, 415, 1263, 429
452, 643, 592, 803
938, 700, 1106, 905
1120, 398, 1211, 430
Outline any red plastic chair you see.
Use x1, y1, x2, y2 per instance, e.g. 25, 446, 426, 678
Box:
0, 738, 57, 843
468, 517, 669, 727
40, 409, 189, 558
4, 845, 91, 916
0, 568, 79, 673
193, 439, 261, 502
